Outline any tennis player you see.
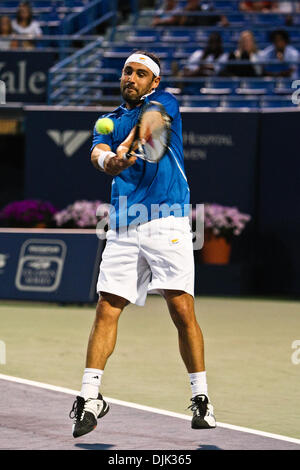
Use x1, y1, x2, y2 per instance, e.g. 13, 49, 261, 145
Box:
69, 50, 216, 437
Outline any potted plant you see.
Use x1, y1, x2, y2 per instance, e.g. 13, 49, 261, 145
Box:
192, 203, 251, 265
53, 200, 110, 230
0, 199, 57, 228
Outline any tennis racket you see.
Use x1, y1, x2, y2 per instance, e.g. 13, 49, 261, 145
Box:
125, 101, 171, 163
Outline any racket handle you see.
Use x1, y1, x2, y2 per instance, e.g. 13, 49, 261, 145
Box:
124, 151, 133, 159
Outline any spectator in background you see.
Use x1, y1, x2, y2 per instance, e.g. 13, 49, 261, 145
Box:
239, 1, 275, 12
219, 30, 262, 77
12, 1, 42, 49
179, 0, 229, 27
182, 32, 228, 76
153, 0, 228, 27
274, 1, 300, 25
259, 29, 299, 78
152, 0, 181, 26
0, 16, 18, 50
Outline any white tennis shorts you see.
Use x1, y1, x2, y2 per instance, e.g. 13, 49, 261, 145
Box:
97, 216, 194, 306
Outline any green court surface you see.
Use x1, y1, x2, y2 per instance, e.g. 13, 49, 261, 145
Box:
1, 296, 299, 439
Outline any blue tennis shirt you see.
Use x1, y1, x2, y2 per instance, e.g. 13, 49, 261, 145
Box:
91, 89, 190, 228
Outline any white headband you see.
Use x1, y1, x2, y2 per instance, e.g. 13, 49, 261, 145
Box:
124, 53, 160, 77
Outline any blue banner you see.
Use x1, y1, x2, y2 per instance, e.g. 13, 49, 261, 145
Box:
0, 230, 104, 302
22, 107, 300, 296
257, 111, 300, 296
24, 108, 112, 208
24, 108, 258, 218
182, 112, 258, 215
0, 51, 57, 103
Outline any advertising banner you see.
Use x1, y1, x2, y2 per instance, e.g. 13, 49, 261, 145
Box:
0, 230, 104, 302
0, 51, 57, 103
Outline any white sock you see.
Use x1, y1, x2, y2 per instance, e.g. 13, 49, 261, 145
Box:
80, 368, 103, 400
189, 371, 208, 398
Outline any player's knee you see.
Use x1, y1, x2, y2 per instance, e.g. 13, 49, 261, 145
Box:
170, 305, 196, 330
99, 291, 129, 308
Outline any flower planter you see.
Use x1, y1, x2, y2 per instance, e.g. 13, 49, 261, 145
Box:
201, 229, 232, 265
34, 222, 47, 228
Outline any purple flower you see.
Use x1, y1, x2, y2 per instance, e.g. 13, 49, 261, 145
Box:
53, 200, 109, 228
0, 199, 58, 227
192, 203, 251, 240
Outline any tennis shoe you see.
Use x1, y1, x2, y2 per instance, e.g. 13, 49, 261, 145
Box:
188, 394, 216, 429
69, 393, 109, 438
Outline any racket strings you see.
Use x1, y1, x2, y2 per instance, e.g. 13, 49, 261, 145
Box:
127, 101, 171, 163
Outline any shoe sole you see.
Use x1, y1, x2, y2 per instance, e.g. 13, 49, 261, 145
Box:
192, 423, 216, 429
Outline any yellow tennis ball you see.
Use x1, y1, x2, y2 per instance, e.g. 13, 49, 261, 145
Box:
95, 117, 114, 135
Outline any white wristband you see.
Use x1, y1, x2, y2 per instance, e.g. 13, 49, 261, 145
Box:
97, 151, 115, 170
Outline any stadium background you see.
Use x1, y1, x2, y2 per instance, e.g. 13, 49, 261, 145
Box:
0, 0, 299, 445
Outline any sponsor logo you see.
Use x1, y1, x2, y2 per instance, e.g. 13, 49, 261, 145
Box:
15, 239, 67, 292
47, 130, 91, 157
0, 60, 46, 96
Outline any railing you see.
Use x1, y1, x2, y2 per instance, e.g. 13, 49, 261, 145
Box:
61, 0, 117, 35
0, 35, 102, 60
47, 62, 299, 107
48, 37, 103, 104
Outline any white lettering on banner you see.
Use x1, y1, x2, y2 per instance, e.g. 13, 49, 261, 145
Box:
18, 60, 26, 94
29, 71, 46, 94
28, 245, 60, 254
0, 60, 46, 95
182, 132, 234, 147
184, 149, 207, 160
0, 80, 6, 104
0, 253, 9, 273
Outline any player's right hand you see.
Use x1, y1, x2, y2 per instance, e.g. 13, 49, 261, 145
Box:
104, 150, 137, 176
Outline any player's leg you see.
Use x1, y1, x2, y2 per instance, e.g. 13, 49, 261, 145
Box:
70, 292, 129, 438
163, 290, 205, 373
163, 289, 216, 429
85, 292, 129, 370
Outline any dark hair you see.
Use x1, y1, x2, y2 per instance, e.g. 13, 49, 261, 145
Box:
16, 1, 33, 26
130, 50, 161, 76
202, 32, 223, 60
0, 15, 13, 34
270, 29, 290, 44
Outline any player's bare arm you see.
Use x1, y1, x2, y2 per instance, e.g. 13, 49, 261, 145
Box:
91, 141, 137, 176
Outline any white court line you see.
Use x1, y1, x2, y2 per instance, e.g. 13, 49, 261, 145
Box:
1, 373, 300, 446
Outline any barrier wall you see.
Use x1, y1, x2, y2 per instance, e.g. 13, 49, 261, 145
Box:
18, 107, 300, 297
256, 111, 300, 295
24, 108, 258, 216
